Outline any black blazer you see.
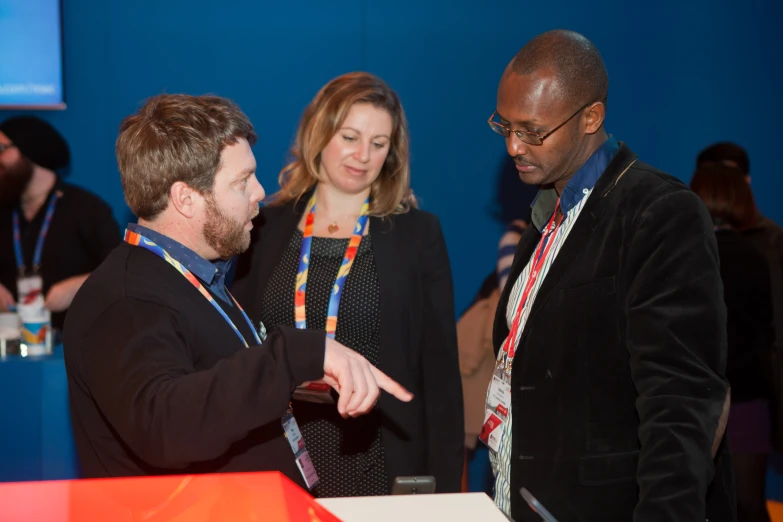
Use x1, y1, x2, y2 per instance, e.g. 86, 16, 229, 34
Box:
717, 229, 774, 402
232, 197, 465, 493
494, 144, 735, 521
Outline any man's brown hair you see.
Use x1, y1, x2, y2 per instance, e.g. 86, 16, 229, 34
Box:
117, 93, 257, 220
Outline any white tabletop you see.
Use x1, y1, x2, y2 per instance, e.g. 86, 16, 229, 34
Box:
317, 492, 509, 522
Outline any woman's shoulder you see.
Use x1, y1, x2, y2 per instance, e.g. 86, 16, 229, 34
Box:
385, 207, 441, 230
374, 208, 446, 256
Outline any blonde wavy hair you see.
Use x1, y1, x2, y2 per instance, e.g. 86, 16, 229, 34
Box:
269, 72, 416, 216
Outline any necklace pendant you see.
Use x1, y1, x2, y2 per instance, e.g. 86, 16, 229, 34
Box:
327, 222, 339, 234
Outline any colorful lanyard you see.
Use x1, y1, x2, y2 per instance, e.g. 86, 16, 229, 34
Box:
12, 191, 61, 276
124, 229, 261, 348
502, 199, 565, 361
295, 192, 370, 339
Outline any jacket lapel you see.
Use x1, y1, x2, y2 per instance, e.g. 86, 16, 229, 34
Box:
492, 144, 639, 354
519, 144, 638, 339
245, 199, 305, 319
369, 216, 407, 373
493, 226, 540, 355
519, 191, 606, 334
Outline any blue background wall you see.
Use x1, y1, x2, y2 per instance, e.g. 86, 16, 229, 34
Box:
2, 0, 781, 314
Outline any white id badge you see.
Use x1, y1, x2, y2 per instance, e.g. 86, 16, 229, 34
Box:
281, 409, 319, 490
17, 275, 44, 307
295, 450, 319, 490
487, 375, 512, 414
282, 410, 306, 454
16, 275, 51, 355
480, 374, 512, 453
480, 408, 505, 452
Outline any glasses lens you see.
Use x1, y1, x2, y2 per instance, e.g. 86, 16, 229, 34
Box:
516, 132, 543, 146
488, 121, 508, 137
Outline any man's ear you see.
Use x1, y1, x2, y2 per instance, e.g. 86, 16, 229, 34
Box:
583, 102, 606, 135
170, 181, 198, 219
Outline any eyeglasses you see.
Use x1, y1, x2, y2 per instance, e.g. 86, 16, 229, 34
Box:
0, 143, 15, 154
488, 103, 590, 146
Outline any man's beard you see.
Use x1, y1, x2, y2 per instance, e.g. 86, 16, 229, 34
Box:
0, 156, 34, 205
202, 194, 257, 259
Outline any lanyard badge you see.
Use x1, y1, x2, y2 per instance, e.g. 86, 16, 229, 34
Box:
13, 191, 61, 278
124, 229, 261, 347
126, 229, 317, 488
480, 374, 512, 452
12, 192, 61, 356
292, 191, 370, 404
281, 408, 319, 490
16, 273, 52, 355
480, 200, 564, 453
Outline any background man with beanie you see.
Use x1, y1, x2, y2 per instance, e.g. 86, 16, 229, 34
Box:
0, 116, 120, 331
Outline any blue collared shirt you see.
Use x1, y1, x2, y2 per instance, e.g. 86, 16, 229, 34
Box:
126, 223, 234, 305
530, 135, 620, 231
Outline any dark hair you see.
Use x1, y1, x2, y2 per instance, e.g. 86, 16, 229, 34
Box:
696, 142, 750, 175
0, 115, 70, 171
116, 93, 256, 220
510, 29, 608, 107
690, 163, 756, 230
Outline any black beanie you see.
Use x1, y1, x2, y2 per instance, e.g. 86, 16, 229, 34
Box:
0, 116, 70, 171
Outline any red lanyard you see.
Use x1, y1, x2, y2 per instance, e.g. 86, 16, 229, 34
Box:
503, 199, 564, 359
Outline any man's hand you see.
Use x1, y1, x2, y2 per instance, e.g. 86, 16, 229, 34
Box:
322, 337, 413, 418
45, 274, 90, 313
0, 283, 15, 312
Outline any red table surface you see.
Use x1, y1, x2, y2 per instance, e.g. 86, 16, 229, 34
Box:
0, 471, 340, 522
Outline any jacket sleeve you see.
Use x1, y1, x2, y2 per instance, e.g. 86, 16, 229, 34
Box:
420, 214, 465, 493
77, 297, 325, 469
624, 188, 729, 521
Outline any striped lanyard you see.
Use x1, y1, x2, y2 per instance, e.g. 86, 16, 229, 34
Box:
294, 192, 369, 339
501, 199, 564, 365
13, 191, 61, 276
124, 229, 261, 348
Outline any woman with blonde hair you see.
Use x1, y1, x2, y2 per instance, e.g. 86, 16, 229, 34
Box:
233, 72, 463, 497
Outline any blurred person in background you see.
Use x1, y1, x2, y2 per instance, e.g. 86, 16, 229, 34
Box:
692, 163, 775, 522
0, 116, 120, 331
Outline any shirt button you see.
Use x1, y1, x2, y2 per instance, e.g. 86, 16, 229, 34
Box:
582, 188, 589, 194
